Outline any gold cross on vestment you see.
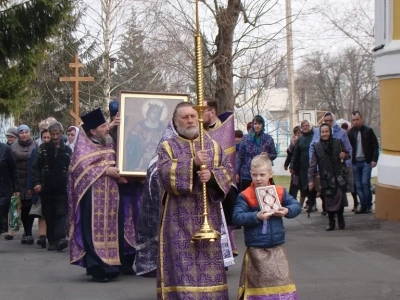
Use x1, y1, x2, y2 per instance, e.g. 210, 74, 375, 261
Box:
194, 211, 204, 222
109, 210, 116, 217
95, 210, 103, 218
59, 54, 94, 126
110, 188, 117, 195
109, 233, 116, 239
95, 232, 103, 240
95, 188, 104, 195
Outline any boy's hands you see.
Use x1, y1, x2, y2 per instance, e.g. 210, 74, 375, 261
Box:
257, 207, 289, 221
273, 207, 289, 217
257, 211, 273, 221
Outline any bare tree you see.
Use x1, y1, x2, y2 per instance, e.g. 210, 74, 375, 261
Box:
318, 0, 374, 54
79, 0, 132, 111
295, 47, 379, 130
139, 0, 292, 112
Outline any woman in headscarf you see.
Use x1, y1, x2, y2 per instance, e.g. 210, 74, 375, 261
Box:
9, 125, 37, 244
66, 126, 80, 152
236, 115, 277, 192
308, 123, 351, 231
290, 120, 316, 214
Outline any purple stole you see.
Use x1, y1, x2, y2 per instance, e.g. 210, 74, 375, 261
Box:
207, 112, 236, 176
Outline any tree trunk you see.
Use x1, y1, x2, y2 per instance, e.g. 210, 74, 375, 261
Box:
213, 0, 242, 113
102, 0, 112, 113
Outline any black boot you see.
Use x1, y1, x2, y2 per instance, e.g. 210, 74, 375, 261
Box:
37, 235, 47, 248
326, 212, 335, 231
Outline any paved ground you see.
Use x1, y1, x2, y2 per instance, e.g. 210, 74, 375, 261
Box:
1, 200, 399, 300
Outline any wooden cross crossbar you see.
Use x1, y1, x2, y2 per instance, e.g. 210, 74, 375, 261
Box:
59, 54, 94, 126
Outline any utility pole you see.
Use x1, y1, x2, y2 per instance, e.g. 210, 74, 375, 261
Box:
285, 0, 296, 131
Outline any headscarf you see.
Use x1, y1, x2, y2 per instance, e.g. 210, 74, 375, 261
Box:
17, 124, 30, 134
66, 126, 80, 152
319, 123, 333, 155
6, 127, 18, 138
323, 111, 338, 132
250, 115, 265, 146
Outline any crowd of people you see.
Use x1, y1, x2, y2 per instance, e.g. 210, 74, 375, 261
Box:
285, 111, 379, 230
0, 101, 379, 299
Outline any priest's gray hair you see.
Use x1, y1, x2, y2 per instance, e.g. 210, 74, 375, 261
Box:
173, 102, 195, 120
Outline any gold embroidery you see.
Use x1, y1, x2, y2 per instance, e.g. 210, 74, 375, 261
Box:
109, 210, 116, 217
159, 194, 170, 299
212, 140, 219, 167
170, 159, 178, 195
109, 232, 116, 239
70, 149, 115, 172
95, 232, 103, 240
157, 284, 228, 293
95, 188, 104, 195
224, 145, 236, 155
189, 158, 194, 193
244, 284, 297, 295
110, 188, 117, 195
95, 210, 103, 218
162, 141, 173, 158
74, 160, 115, 189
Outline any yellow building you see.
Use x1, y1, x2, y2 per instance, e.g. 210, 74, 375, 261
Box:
374, 0, 400, 221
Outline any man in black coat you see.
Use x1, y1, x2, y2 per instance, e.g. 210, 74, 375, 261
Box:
32, 122, 72, 251
0, 142, 20, 234
348, 111, 380, 214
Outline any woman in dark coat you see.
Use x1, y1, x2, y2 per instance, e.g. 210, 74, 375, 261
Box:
284, 126, 302, 199
308, 123, 351, 231
290, 120, 316, 212
0, 142, 20, 235
10, 125, 37, 244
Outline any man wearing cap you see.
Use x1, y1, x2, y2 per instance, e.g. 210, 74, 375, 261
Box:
6, 127, 18, 146
68, 108, 123, 282
32, 121, 71, 251
108, 100, 120, 143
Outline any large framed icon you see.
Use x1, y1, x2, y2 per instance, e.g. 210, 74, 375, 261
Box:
117, 91, 189, 176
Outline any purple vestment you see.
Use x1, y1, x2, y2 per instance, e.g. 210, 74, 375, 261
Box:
68, 129, 121, 267
157, 134, 233, 300
208, 112, 236, 173
208, 113, 239, 256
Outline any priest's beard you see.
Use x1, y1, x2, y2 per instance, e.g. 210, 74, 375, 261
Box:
96, 133, 112, 145
176, 124, 199, 140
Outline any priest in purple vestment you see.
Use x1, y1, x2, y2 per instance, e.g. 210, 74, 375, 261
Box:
157, 102, 233, 300
68, 108, 122, 282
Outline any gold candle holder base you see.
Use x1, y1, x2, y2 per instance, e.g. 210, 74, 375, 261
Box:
191, 224, 221, 243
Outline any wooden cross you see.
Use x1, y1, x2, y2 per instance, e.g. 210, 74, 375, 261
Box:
60, 54, 94, 126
